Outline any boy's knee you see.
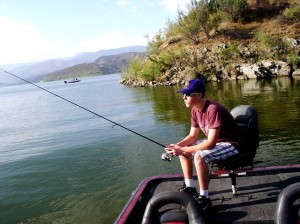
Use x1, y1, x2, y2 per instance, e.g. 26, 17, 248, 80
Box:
194, 153, 204, 165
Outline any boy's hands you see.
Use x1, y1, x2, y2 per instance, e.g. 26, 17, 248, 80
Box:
165, 144, 183, 156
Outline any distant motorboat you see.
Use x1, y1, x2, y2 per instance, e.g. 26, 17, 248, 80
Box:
64, 78, 81, 84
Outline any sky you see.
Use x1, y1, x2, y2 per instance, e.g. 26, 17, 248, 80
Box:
0, 0, 190, 66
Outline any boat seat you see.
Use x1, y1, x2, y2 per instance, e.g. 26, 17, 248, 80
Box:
209, 105, 259, 195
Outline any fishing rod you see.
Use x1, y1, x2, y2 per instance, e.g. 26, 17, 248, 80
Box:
0, 68, 167, 149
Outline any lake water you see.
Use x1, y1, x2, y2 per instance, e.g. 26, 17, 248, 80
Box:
0, 74, 300, 223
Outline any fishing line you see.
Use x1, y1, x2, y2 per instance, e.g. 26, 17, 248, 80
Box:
0, 68, 166, 148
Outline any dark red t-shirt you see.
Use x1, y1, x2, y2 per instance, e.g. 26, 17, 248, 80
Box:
191, 100, 241, 148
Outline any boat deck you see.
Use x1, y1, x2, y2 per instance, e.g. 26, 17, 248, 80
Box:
156, 171, 300, 223
116, 165, 300, 224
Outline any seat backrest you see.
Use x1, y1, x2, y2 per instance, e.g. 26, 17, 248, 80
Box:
230, 105, 259, 152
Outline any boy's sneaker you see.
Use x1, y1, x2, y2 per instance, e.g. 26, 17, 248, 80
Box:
178, 183, 198, 197
197, 195, 212, 213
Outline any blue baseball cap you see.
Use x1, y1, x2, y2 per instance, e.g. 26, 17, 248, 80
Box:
178, 79, 205, 95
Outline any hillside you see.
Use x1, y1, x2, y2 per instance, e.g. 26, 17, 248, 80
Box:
39, 63, 102, 82
120, 0, 300, 87
40, 52, 146, 82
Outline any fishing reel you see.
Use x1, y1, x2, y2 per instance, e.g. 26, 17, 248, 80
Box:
161, 152, 173, 162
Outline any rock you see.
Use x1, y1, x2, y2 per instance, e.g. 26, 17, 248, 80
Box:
260, 60, 291, 76
286, 38, 299, 47
235, 60, 291, 79
218, 43, 226, 49
292, 69, 300, 76
236, 64, 257, 79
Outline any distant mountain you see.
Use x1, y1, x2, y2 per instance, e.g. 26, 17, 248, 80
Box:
0, 45, 146, 84
38, 63, 102, 82
69, 45, 146, 62
39, 52, 146, 82
94, 52, 146, 75
11, 59, 81, 80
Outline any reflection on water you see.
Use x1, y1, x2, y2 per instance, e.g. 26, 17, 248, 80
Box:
0, 74, 299, 223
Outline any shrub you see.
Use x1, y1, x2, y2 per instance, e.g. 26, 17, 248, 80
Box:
123, 58, 159, 82
255, 31, 273, 47
177, 0, 217, 43
287, 53, 300, 69
255, 31, 296, 61
156, 50, 177, 68
145, 31, 165, 55
196, 63, 208, 73
165, 19, 182, 39
221, 43, 240, 61
177, 4, 202, 44
139, 61, 159, 81
211, 0, 247, 22
121, 56, 144, 79
283, 6, 300, 21
208, 11, 224, 29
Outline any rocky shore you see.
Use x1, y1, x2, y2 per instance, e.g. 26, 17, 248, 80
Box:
120, 39, 300, 87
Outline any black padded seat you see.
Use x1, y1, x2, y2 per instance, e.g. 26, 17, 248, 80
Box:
210, 105, 259, 195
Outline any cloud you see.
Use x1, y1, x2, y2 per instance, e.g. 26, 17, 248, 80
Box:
0, 16, 64, 65
76, 32, 147, 52
0, 4, 7, 11
117, 0, 137, 11
159, 0, 190, 12
26, 32, 145, 61
117, 0, 133, 6
0, 15, 147, 66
